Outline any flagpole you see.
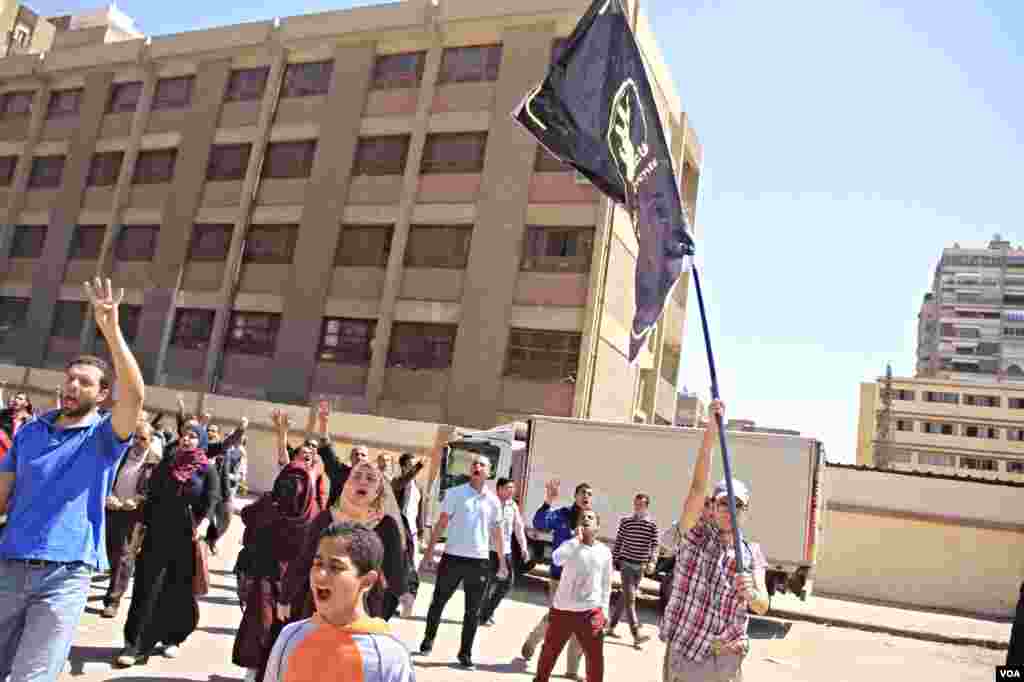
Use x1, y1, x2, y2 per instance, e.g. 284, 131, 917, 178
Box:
690, 263, 745, 573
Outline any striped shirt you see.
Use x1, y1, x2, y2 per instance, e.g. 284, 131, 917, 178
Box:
612, 513, 659, 564
264, 615, 415, 682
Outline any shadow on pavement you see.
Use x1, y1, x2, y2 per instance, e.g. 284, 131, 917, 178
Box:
198, 595, 240, 607
67, 646, 118, 675
210, 569, 236, 577
749, 617, 793, 640
199, 626, 239, 637
414, 659, 529, 674
99, 677, 241, 682
403, 615, 464, 626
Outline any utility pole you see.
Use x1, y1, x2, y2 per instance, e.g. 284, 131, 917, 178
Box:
875, 363, 894, 468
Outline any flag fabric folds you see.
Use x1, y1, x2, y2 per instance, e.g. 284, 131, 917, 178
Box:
511, 0, 694, 362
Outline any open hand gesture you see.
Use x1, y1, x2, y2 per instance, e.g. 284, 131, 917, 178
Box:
84, 277, 123, 338
544, 479, 560, 503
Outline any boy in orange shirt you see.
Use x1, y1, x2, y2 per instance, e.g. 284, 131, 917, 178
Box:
263, 522, 415, 682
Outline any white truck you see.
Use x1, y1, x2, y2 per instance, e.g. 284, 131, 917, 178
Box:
428, 416, 827, 601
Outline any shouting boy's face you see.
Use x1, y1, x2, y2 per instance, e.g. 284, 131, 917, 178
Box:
310, 536, 377, 626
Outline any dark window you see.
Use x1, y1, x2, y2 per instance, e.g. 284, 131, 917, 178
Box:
207, 144, 251, 181
170, 308, 215, 350
0, 155, 16, 185
0, 297, 29, 343
964, 394, 1000, 407
46, 88, 81, 119
282, 61, 334, 98
923, 391, 959, 404
335, 225, 393, 267
243, 225, 297, 264
28, 155, 64, 188
960, 457, 997, 472
535, 146, 569, 172
318, 318, 376, 365
115, 226, 159, 262
9, 226, 46, 258
352, 136, 409, 176
405, 226, 472, 268
372, 52, 425, 89
70, 226, 106, 260
108, 81, 142, 113
1009, 429, 1024, 442
262, 140, 316, 179
225, 312, 280, 356
153, 76, 194, 110
893, 389, 915, 401
0, 90, 33, 117
420, 132, 487, 174
940, 423, 954, 435
438, 45, 502, 84
1009, 461, 1024, 473
86, 151, 123, 187
188, 224, 233, 262
133, 149, 177, 184
505, 329, 581, 381
51, 301, 87, 339
225, 67, 269, 102
1011, 398, 1024, 410
895, 420, 913, 432
93, 304, 142, 352
521, 226, 595, 273
387, 322, 456, 370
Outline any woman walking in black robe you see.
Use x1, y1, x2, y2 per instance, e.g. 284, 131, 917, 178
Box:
116, 423, 221, 666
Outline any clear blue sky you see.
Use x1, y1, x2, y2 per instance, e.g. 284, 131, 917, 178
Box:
33, 1, 1024, 461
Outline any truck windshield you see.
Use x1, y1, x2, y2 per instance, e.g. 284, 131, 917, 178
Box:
441, 444, 499, 496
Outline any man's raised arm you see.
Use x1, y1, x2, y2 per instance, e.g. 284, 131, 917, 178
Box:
678, 400, 723, 532
85, 277, 144, 440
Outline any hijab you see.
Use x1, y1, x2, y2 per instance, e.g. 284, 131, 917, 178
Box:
169, 423, 210, 486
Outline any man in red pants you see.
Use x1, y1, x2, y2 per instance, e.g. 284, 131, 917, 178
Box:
533, 509, 612, 682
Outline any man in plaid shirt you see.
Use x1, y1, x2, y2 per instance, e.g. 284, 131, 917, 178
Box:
659, 400, 770, 682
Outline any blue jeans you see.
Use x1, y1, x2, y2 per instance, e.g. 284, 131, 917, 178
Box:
0, 559, 94, 682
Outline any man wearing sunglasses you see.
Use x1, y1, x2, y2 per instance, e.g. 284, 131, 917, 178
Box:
659, 400, 769, 682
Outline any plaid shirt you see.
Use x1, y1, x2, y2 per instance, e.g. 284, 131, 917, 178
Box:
659, 509, 766, 667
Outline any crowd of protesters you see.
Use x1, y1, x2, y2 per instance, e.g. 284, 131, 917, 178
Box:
0, 276, 775, 682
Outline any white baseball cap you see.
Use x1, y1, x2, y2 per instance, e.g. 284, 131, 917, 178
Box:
712, 479, 750, 506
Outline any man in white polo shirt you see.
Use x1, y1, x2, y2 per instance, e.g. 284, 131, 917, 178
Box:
419, 454, 506, 670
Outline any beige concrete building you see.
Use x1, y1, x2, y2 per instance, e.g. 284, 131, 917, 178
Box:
857, 373, 1024, 480
0, 0, 700, 429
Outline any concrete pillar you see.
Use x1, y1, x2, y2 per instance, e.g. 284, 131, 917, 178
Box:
131, 59, 233, 384
267, 43, 376, 404
365, 34, 444, 413
444, 23, 559, 428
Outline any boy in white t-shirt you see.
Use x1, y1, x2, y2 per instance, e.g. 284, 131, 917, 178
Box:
533, 509, 612, 682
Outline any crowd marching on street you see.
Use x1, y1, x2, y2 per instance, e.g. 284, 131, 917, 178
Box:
0, 277, 800, 682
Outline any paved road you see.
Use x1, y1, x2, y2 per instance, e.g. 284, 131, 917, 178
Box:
64, 519, 1005, 682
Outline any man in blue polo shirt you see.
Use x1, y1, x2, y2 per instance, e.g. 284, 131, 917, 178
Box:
0, 277, 145, 682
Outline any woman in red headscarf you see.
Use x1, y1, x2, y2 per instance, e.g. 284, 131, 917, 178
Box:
117, 423, 222, 667
232, 458, 320, 682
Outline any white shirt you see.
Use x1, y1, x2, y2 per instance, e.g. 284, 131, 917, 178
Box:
441, 483, 502, 560
551, 538, 613, 614
496, 498, 527, 558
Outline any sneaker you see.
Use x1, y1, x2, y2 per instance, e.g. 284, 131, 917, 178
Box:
605, 627, 620, 638
163, 645, 181, 658
457, 654, 475, 670
566, 673, 580, 681
521, 642, 535, 660
101, 604, 118, 619
114, 651, 136, 668
633, 632, 651, 649
419, 640, 433, 656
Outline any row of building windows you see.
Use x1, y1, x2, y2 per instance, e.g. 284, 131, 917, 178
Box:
0, 297, 580, 380
886, 449, 1024, 473
4, 222, 594, 272
896, 418, 1024, 440
0, 41, 566, 122
0, 132, 576, 191
890, 389, 1024, 408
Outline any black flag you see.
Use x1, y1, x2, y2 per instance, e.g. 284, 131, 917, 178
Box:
511, 0, 694, 362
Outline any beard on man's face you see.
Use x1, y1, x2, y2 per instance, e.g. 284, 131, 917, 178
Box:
61, 393, 98, 418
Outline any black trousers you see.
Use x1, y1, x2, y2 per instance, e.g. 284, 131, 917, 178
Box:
1009, 580, 1024, 666
479, 551, 514, 623
423, 553, 490, 658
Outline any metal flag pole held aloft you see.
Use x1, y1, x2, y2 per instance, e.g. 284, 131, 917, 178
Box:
690, 264, 745, 573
